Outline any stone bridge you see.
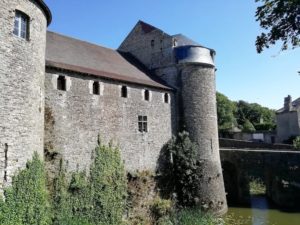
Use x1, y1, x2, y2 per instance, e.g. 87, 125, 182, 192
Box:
220, 149, 300, 209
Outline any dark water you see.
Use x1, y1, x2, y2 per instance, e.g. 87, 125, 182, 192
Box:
226, 196, 300, 225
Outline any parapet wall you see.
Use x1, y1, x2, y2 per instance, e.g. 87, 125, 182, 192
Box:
219, 138, 293, 150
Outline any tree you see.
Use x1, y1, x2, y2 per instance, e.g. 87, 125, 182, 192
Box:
235, 100, 276, 131
216, 92, 237, 132
255, 0, 300, 53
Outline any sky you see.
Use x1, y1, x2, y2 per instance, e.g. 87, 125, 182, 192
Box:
44, 0, 299, 110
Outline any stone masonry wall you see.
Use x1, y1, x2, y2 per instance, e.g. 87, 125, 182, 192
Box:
0, 0, 47, 189
119, 22, 175, 70
181, 65, 227, 215
276, 111, 300, 142
44, 68, 175, 175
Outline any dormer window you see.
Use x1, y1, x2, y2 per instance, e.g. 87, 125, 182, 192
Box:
13, 11, 29, 40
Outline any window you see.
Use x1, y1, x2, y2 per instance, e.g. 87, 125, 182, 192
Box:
151, 39, 155, 47
164, 93, 169, 103
121, 86, 128, 98
57, 75, 66, 91
144, 89, 150, 101
138, 116, 148, 133
93, 81, 100, 95
13, 11, 29, 39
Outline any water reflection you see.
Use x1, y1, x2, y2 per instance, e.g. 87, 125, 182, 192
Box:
226, 196, 300, 225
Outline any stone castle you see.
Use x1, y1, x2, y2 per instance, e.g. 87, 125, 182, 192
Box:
0, 0, 227, 214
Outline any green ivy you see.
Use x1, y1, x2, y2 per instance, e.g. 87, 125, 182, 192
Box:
0, 152, 51, 225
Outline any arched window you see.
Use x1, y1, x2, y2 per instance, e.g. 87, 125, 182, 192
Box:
164, 93, 169, 103
93, 81, 100, 95
121, 86, 127, 98
13, 11, 29, 40
57, 76, 66, 91
144, 89, 150, 101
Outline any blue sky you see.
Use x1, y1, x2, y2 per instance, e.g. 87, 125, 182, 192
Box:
44, 0, 299, 109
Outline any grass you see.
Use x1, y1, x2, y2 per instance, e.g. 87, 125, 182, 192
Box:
163, 208, 224, 225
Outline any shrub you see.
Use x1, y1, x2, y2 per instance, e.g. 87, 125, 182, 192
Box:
89, 140, 127, 225
0, 152, 51, 225
150, 197, 172, 220
242, 119, 256, 132
293, 136, 300, 150
161, 131, 203, 206
52, 139, 127, 225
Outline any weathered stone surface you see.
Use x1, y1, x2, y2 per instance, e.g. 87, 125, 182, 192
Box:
44, 69, 174, 173
180, 65, 227, 215
0, 0, 47, 189
221, 149, 300, 208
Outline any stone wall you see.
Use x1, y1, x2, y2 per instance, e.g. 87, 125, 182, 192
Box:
276, 111, 300, 142
44, 68, 175, 175
219, 138, 293, 150
181, 64, 227, 215
221, 149, 300, 208
118, 22, 175, 70
0, 0, 47, 189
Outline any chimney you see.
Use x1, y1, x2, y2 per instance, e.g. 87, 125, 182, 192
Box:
284, 95, 292, 111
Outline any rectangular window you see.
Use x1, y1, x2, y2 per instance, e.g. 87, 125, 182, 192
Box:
57, 75, 66, 91
138, 116, 148, 132
13, 11, 29, 40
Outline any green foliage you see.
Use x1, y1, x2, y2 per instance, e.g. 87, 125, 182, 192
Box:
170, 208, 223, 225
255, 0, 300, 53
235, 100, 275, 131
89, 141, 127, 224
0, 152, 51, 225
242, 119, 256, 132
249, 178, 266, 195
163, 131, 202, 206
150, 197, 172, 220
216, 93, 276, 133
293, 136, 300, 150
52, 140, 127, 225
216, 92, 237, 132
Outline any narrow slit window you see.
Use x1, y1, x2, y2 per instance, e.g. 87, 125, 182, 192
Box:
138, 116, 148, 133
151, 40, 155, 47
164, 93, 169, 103
13, 11, 29, 40
121, 86, 128, 98
144, 89, 150, 101
93, 81, 100, 95
57, 75, 66, 91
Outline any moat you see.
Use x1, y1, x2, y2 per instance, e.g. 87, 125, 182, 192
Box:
227, 195, 300, 225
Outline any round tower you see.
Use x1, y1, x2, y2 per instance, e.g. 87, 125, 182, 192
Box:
176, 45, 227, 215
0, 0, 51, 188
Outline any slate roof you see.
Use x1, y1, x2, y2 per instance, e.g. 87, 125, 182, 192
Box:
277, 97, 300, 113
172, 34, 201, 47
46, 31, 171, 90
